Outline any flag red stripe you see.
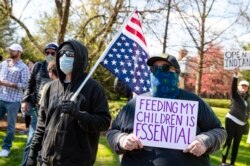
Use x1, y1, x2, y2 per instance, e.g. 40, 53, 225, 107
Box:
130, 17, 142, 28
125, 25, 146, 46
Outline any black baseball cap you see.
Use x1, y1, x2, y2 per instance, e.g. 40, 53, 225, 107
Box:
147, 54, 180, 73
44, 43, 58, 52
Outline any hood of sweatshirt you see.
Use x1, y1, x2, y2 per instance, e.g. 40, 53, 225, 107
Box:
56, 40, 88, 87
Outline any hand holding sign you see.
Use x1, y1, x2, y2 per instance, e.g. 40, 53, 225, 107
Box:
120, 133, 143, 151
233, 67, 240, 77
134, 96, 198, 150
183, 139, 207, 157
234, 67, 242, 78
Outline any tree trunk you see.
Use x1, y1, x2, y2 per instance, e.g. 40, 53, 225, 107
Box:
195, 0, 206, 95
10, 15, 43, 53
162, 0, 171, 53
55, 0, 71, 44
195, 53, 202, 95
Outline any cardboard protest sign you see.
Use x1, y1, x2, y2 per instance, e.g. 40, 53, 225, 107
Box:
133, 96, 198, 150
224, 50, 250, 70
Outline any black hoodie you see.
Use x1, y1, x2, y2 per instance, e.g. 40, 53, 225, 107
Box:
28, 40, 111, 166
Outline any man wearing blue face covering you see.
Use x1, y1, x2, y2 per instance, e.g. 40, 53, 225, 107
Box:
107, 54, 227, 166
26, 40, 111, 166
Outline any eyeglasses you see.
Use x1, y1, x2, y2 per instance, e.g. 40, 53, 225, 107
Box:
45, 51, 56, 56
150, 64, 172, 73
58, 50, 75, 58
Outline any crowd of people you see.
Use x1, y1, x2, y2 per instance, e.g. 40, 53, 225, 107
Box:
0, 41, 249, 166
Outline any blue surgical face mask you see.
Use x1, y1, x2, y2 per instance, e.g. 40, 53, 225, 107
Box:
150, 69, 180, 98
45, 54, 55, 63
59, 54, 74, 74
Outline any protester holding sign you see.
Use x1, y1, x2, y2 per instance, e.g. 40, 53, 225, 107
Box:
107, 54, 227, 165
221, 68, 249, 166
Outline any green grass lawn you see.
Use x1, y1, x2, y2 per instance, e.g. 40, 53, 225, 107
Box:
0, 106, 249, 166
209, 107, 250, 166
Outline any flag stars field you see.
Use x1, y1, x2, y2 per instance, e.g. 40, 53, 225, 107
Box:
119, 61, 124, 66
101, 11, 151, 95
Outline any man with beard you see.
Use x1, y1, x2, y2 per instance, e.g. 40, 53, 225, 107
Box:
0, 43, 30, 157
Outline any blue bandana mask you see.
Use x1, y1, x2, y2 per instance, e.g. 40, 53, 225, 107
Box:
150, 70, 180, 98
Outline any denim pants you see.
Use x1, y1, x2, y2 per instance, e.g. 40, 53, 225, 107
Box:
21, 104, 38, 166
0, 100, 20, 151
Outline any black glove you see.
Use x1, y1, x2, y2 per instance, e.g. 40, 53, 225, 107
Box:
61, 94, 85, 117
26, 157, 37, 166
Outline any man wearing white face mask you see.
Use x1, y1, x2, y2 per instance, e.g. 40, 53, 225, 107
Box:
26, 40, 111, 166
21, 43, 58, 166
58, 44, 75, 77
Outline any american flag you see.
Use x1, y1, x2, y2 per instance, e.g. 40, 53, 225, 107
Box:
101, 10, 151, 95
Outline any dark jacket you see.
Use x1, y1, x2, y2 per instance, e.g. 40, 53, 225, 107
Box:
229, 77, 250, 122
107, 90, 226, 166
22, 61, 50, 106
114, 78, 133, 101
28, 40, 111, 166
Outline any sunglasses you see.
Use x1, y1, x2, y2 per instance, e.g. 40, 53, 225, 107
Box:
150, 64, 172, 73
45, 51, 56, 56
58, 50, 75, 58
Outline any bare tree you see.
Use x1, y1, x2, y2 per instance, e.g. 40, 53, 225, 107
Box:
0, 0, 71, 53
163, 0, 172, 53
0, 0, 44, 52
173, 0, 239, 95
55, 0, 70, 44
1, 0, 247, 96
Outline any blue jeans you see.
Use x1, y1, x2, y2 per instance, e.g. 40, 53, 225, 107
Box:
0, 100, 20, 151
21, 104, 38, 166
